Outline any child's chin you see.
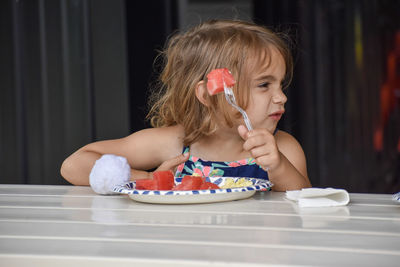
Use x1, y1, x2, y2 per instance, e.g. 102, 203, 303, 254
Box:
265, 123, 277, 134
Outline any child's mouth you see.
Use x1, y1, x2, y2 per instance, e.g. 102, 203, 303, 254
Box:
269, 110, 285, 121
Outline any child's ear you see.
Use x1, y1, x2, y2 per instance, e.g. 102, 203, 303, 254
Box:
195, 81, 210, 106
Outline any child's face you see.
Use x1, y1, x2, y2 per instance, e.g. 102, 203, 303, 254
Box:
244, 48, 287, 133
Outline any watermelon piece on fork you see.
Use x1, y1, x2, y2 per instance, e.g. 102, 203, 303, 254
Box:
206, 68, 236, 95
206, 67, 253, 130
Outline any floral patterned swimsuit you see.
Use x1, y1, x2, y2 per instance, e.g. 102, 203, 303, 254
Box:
174, 146, 269, 181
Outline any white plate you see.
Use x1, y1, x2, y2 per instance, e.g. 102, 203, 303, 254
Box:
393, 192, 400, 203
113, 177, 272, 204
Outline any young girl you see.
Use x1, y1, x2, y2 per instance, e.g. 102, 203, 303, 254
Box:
61, 19, 311, 194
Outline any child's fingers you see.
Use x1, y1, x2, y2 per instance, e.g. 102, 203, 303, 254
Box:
237, 125, 249, 140
242, 131, 274, 151
254, 155, 271, 169
156, 152, 190, 171
243, 136, 263, 151
241, 129, 280, 170
249, 145, 271, 158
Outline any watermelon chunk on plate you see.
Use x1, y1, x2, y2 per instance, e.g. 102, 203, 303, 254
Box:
172, 176, 220, 191
200, 181, 220, 190
135, 170, 174, 190
135, 172, 221, 191
206, 68, 236, 95
135, 179, 157, 190
172, 176, 205, 191
153, 170, 174, 190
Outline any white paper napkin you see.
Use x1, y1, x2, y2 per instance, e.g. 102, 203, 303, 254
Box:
286, 188, 350, 207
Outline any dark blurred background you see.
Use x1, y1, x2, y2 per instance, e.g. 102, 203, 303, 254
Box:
1, 0, 399, 193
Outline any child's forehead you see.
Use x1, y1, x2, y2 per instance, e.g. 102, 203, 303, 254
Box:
244, 46, 286, 79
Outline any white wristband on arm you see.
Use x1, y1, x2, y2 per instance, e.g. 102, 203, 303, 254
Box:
89, 154, 131, 195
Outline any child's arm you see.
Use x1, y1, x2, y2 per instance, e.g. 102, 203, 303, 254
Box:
238, 125, 311, 191
60, 125, 186, 186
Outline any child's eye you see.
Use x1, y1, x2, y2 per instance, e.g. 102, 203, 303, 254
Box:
258, 82, 270, 89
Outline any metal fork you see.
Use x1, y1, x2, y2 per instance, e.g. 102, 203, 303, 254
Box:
223, 82, 253, 131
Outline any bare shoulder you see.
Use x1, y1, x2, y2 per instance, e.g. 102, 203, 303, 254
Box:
275, 130, 302, 150
274, 130, 308, 177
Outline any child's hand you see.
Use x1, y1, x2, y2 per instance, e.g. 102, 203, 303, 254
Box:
154, 152, 190, 173
131, 152, 189, 181
238, 125, 282, 172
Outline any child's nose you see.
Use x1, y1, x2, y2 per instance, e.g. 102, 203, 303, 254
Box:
272, 90, 287, 104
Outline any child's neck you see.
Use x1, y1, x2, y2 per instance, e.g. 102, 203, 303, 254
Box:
190, 129, 251, 162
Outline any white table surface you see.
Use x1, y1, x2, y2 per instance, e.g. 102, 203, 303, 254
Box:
0, 184, 399, 267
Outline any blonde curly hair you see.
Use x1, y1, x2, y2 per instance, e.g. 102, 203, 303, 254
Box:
147, 20, 293, 146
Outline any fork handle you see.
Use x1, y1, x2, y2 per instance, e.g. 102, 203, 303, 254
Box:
241, 110, 253, 131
